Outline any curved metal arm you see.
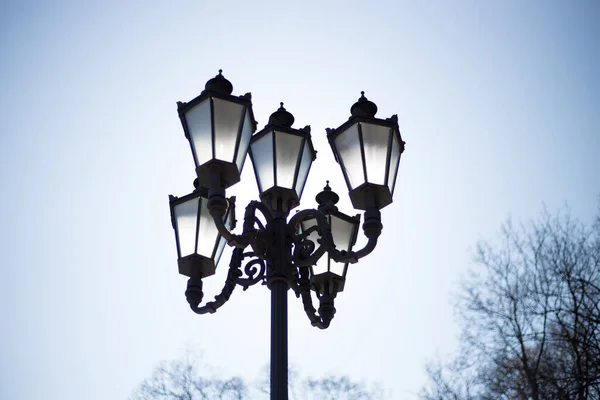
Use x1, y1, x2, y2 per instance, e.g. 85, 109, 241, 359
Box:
207, 193, 249, 248
331, 206, 382, 263
186, 248, 244, 314
205, 166, 273, 250
288, 208, 320, 229
208, 194, 274, 251
296, 267, 335, 329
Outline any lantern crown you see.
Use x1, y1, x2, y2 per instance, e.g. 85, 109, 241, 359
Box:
268, 102, 295, 127
316, 181, 340, 212
350, 91, 378, 118
204, 69, 233, 95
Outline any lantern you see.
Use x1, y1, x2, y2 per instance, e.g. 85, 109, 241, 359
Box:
169, 185, 235, 278
177, 70, 256, 188
327, 92, 404, 210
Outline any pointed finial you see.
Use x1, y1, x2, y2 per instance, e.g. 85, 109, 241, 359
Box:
204, 69, 233, 94
268, 102, 294, 127
350, 91, 377, 117
316, 181, 339, 210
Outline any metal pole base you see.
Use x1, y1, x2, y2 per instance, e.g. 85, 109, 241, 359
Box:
270, 280, 288, 400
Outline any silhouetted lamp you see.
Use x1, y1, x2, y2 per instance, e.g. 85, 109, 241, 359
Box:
249, 103, 316, 212
177, 70, 256, 188
169, 181, 235, 279
327, 92, 405, 210
168, 72, 406, 400
301, 183, 360, 295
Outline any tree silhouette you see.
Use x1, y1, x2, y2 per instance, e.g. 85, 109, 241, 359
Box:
130, 351, 385, 400
421, 207, 600, 400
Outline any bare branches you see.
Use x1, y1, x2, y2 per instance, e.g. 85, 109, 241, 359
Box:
131, 352, 387, 400
302, 375, 384, 400
129, 353, 247, 400
421, 207, 600, 399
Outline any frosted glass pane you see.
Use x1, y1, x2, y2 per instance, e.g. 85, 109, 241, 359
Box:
361, 123, 390, 185
330, 215, 355, 251
387, 129, 401, 193
312, 259, 329, 276
250, 132, 274, 192
235, 109, 253, 173
335, 124, 364, 189
185, 99, 212, 166
275, 131, 302, 189
294, 141, 313, 198
174, 197, 200, 257
213, 98, 244, 163
329, 261, 345, 277
330, 215, 356, 277
213, 205, 235, 266
196, 197, 220, 258
214, 237, 228, 266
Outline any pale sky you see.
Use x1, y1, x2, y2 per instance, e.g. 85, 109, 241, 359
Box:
1, 1, 598, 399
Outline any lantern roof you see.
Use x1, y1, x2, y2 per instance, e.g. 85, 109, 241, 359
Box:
350, 91, 378, 118
203, 69, 233, 95
315, 181, 340, 213
268, 102, 295, 127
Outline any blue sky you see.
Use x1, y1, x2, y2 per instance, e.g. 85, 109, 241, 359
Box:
1, 1, 598, 399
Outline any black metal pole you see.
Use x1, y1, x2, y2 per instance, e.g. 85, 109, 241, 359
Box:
268, 209, 290, 400
270, 280, 288, 400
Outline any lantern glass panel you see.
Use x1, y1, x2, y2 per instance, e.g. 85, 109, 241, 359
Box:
212, 205, 233, 266
197, 196, 221, 258
213, 98, 244, 163
172, 192, 233, 269
329, 259, 345, 276
173, 196, 200, 257
185, 99, 212, 166
388, 128, 402, 193
361, 122, 391, 185
329, 215, 356, 276
250, 131, 274, 192
236, 109, 253, 172
334, 124, 364, 189
294, 141, 313, 198
275, 131, 303, 189
330, 215, 355, 253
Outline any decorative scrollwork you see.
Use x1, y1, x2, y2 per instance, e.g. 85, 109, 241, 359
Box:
293, 238, 316, 261
235, 252, 266, 290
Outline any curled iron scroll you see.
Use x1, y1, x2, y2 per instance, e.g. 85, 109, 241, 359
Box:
235, 252, 266, 290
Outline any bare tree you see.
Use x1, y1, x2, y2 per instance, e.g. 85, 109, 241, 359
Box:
131, 351, 386, 399
300, 375, 384, 400
421, 207, 600, 400
130, 352, 247, 400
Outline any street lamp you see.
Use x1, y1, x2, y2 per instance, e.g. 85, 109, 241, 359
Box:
168, 71, 405, 400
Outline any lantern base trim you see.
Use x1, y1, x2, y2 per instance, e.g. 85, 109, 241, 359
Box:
178, 254, 216, 279
310, 272, 345, 294
260, 186, 300, 213
196, 159, 241, 189
349, 182, 393, 210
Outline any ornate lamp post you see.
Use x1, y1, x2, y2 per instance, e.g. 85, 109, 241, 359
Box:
168, 70, 405, 400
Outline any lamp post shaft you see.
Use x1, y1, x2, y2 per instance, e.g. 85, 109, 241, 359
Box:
268, 212, 290, 400
270, 280, 288, 400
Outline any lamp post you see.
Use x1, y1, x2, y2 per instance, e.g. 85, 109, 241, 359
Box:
168, 70, 405, 400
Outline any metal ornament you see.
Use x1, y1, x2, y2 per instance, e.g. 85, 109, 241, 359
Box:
168, 72, 405, 400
